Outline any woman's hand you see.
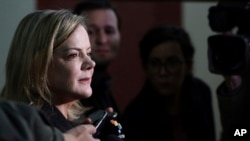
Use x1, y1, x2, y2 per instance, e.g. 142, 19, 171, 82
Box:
63, 124, 100, 141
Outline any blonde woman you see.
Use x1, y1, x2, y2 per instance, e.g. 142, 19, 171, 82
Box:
1, 9, 100, 140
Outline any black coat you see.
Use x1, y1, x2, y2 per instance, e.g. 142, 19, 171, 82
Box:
217, 81, 250, 141
0, 101, 64, 141
122, 77, 215, 141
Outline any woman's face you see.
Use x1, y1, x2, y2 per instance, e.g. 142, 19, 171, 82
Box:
48, 25, 95, 103
145, 41, 187, 96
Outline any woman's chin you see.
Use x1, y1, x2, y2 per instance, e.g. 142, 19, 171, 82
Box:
82, 89, 93, 98
76, 88, 92, 99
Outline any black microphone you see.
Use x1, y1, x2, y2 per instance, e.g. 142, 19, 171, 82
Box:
103, 134, 124, 141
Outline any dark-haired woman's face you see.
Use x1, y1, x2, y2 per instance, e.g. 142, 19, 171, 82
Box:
145, 41, 187, 96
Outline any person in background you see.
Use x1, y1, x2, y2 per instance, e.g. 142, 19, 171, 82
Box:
73, 0, 121, 115
1, 9, 124, 141
0, 100, 99, 141
122, 25, 215, 141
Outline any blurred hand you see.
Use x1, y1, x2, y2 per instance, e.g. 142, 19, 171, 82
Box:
63, 124, 100, 141
105, 107, 114, 113
223, 75, 242, 92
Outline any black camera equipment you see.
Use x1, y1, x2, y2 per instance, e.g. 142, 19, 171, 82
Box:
207, 1, 250, 74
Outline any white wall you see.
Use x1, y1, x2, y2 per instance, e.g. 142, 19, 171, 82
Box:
0, 0, 35, 90
182, 2, 223, 141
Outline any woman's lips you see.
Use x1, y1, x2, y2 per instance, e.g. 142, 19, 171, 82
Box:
79, 78, 91, 84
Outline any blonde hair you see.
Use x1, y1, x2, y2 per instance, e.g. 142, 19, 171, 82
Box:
2, 9, 88, 120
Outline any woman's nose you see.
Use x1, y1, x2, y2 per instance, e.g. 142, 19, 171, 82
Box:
81, 56, 95, 70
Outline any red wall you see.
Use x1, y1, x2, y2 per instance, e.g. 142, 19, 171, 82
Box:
37, 0, 181, 113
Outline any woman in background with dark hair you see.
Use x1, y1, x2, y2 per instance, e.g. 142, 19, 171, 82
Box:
122, 25, 215, 141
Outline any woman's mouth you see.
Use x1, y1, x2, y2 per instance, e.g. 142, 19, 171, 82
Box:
79, 78, 91, 84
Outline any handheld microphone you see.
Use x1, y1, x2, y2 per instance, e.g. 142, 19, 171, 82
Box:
103, 134, 124, 141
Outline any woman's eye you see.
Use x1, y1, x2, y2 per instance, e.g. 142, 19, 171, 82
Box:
67, 53, 78, 59
87, 52, 92, 57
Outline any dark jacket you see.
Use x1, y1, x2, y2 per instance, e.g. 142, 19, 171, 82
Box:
40, 103, 74, 132
217, 82, 250, 141
0, 100, 63, 141
122, 77, 215, 141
